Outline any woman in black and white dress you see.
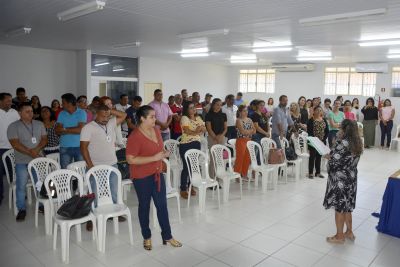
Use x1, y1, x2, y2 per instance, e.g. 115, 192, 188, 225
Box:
323, 119, 363, 244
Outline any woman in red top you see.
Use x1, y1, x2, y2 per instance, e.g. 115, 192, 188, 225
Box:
126, 105, 182, 251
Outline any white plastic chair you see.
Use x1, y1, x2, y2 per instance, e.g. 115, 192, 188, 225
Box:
85, 165, 133, 253
280, 138, 303, 181
184, 149, 220, 214
211, 144, 242, 202
46, 152, 60, 163
46, 170, 97, 264
390, 125, 400, 151
292, 135, 309, 177
260, 138, 288, 184
2, 149, 33, 216
153, 159, 182, 228
28, 157, 60, 235
226, 138, 237, 165
246, 141, 275, 192
164, 139, 182, 190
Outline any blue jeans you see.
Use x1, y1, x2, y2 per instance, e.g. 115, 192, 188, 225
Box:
89, 164, 118, 205
328, 130, 339, 148
380, 120, 393, 147
60, 147, 83, 169
271, 133, 282, 149
16, 163, 38, 211
133, 174, 172, 241
161, 132, 170, 142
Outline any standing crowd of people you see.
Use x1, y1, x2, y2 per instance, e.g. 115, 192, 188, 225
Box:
0, 86, 396, 247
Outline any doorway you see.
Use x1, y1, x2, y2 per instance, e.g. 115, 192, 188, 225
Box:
144, 82, 162, 104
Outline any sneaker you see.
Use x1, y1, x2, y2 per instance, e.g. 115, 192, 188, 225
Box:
308, 174, 314, 179
16, 210, 26, 222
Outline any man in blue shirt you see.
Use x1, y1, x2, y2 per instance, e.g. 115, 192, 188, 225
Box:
56, 93, 87, 169
271, 95, 294, 148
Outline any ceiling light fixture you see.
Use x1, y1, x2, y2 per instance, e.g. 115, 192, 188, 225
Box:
94, 62, 109, 67
5, 27, 31, 38
178, 28, 229, 39
230, 54, 257, 60
359, 39, 400, 47
57, 0, 105, 21
113, 68, 125, 72
91, 69, 99, 73
181, 47, 209, 53
253, 47, 292, 53
387, 54, 400, 59
296, 57, 332, 61
112, 41, 141, 49
230, 59, 258, 64
253, 41, 292, 48
299, 8, 386, 26
181, 53, 210, 58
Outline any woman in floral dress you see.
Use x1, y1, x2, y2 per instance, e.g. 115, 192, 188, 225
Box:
323, 119, 363, 244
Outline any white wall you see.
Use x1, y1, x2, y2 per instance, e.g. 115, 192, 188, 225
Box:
139, 57, 231, 102
0, 44, 79, 105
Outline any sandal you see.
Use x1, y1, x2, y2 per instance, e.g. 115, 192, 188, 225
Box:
345, 233, 356, 241
326, 236, 345, 244
163, 238, 182, 247
143, 239, 152, 250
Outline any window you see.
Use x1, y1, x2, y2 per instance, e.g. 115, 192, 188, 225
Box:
324, 67, 376, 96
239, 69, 275, 93
392, 67, 400, 88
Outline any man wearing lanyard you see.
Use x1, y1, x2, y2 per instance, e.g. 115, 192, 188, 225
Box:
8, 103, 47, 221
80, 104, 127, 230
56, 93, 87, 169
0, 93, 20, 206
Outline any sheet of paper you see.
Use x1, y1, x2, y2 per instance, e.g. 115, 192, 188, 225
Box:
307, 136, 331, 155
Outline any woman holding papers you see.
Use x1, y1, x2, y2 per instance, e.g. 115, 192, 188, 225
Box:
323, 119, 362, 244
307, 106, 329, 179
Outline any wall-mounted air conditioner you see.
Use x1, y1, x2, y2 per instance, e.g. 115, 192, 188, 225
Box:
355, 63, 388, 73
271, 63, 315, 72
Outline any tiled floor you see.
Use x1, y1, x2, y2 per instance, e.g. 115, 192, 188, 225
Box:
1, 148, 400, 267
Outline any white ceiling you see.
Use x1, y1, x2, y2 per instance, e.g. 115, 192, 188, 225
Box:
2, 0, 400, 65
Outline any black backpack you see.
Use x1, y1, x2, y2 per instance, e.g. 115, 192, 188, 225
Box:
116, 148, 130, 180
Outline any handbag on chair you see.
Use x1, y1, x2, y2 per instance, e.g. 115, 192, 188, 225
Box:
268, 148, 285, 164
57, 193, 95, 219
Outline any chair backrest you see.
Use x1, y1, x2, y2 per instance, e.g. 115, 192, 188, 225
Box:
162, 159, 173, 193
28, 157, 60, 196
280, 138, 289, 149
227, 139, 237, 157
46, 152, 60, 163
246, 141, 264, 169
395, 125, 400, 138
44, 169, 83, 212
1, 149, 15, 185
66, 161, 87, 177
164, 139, 181, 164
184, 149, 210, 183
291, 135, 303, 156
85, 165, 122, 206
211, 144, 232, 178
121, 137, 128, 148
260, 137, 275, 163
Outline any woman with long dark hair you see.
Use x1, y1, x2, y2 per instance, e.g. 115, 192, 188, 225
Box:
379, 99, 395, 149
298, 96, 309, 126
126, 105, 181, 251
31, 95, 41, 120
361, 97, 378, 148
251, 100, 270, 143
40, 106, 60, 155
179, 101, 206, 199
324, 119, 362, 244
51, 99, 63, 119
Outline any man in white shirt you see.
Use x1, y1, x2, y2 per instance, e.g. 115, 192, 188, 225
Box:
114, 94, 131, 135
0, 93, 20, 205
222, 94, 238, 140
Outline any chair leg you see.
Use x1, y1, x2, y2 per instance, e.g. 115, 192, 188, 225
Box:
187, 185, 192, 208
222, 178, 230, 203
45, 202, 52, 235
254, 172, 259, 188
262, 172, 267, 193
126, 211, 134, 245
60, 224, 68, 263
13, 187, 17, 216
91, 218, 97, 241
239, 178, 243, 199
176, 195, 182, 223
35, 201, 39, 228
76, 224, 82, 242
9, 189, 12, 210
53, 223, 58, 250
97, 217, 103, 252
198, 186, 204, 213
26, 186, 32, 205
102, 218, 107, 252
123, 186, 127, 202
216, 185, 221, 209
65, 226, 71, 264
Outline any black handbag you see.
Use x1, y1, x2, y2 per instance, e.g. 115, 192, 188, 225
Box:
285, 146, 298, 161
57, 193, 95, 219
116, 148, 130, 180
40, 181, 58, 199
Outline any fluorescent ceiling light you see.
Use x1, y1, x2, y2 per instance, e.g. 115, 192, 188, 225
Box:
361, 33, 400, 41
359, 39, 400, 46
181, 53, 209, 58
253, 41, 292, 48
91, 69, 99, 73
297, 57, 332, 61
253, 47, 292, 52
113, 68, 125, 72
387, 54, 400, 59
94, 62, 109, 66
181, 47, 209, 53
388, 49, 400, 54
230, 60, 257, 64
5, 27, 31, 38
57, 0, 105, 21
178, 28, 229, 39
299, 8, 386, 26
112, 41, 141, 49
230, 54, 257, 60
297, 50, 331, 57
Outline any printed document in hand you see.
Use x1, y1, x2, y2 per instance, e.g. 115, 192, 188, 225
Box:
307, 136, 331, 155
